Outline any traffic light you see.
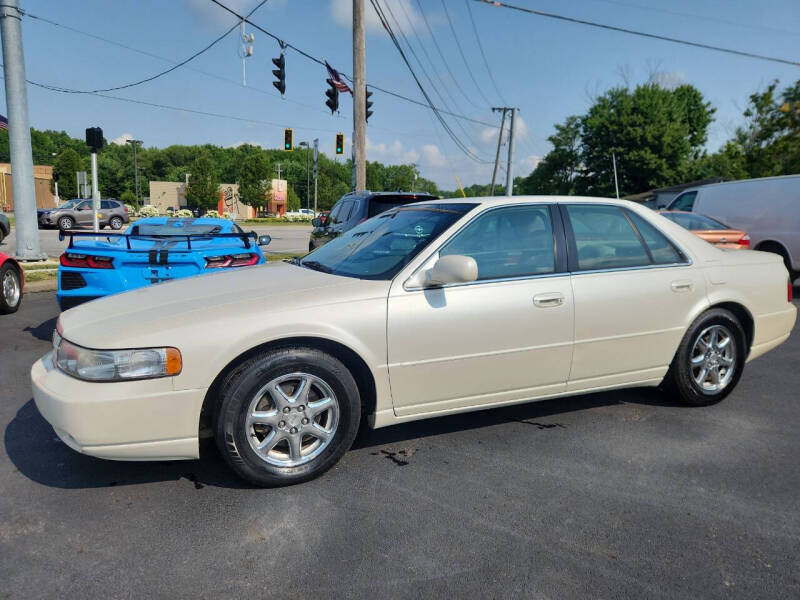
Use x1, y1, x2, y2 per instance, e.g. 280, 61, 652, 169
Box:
272, 53, 286, 95
325, 78, 339, 114
85, 127, 103, 151
365, 89, 374, 123
335, 133, 344, 155
283, 128, 293, 151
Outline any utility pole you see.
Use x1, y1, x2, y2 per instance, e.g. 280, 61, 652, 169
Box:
275, 163, 282, 180
299, 141, 310, 211
353, 0, 366, 191
490, 108, 508, 196
90, 150, 100, 231
1, 0, 44, 260
612, 152, 620, 199
126, 139, 142, 206
313, 138, 319, 215
505, 108, 517, 196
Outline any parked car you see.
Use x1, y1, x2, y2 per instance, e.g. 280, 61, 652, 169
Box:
660, 211, 750, 249
38, 198, 130, 231
283, 208, 316, 218
56, 216, 271, 311
308, 190, 437, 251
0, 213, 9, 244
0, 251, 23, 314
665, 175, 800, 278
32, 196, 796, 486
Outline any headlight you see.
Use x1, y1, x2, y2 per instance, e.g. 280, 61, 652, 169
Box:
52, 331, 182, 381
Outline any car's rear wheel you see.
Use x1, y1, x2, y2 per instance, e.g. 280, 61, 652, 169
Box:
109, 216, 123, 230
214, 346, 360, 486
662, 308, 746, 406
58, 216, 74, 231
0, 262, 22, 314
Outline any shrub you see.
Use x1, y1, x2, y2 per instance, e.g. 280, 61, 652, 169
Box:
174, 209, 193, 218
205, 210, 220, 218
138, 204, 160, 218
124, 203, 137, 216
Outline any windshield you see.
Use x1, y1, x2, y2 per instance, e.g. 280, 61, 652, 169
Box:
131, 224, 237, 236
57, 200, 78, 209
301, 203, 476, 280
664, 212, 727, 231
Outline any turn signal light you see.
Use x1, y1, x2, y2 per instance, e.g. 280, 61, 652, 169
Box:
204, 253, 260, 269
60, 253, 115, 269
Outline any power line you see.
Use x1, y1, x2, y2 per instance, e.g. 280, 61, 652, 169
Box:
24, 8, 341, 117
464, 0, 506, 105
29, 0, 270, 95
369, 0, 491, 164
475, 0, 800, 68
207, 0, 496, 128
439, 0, 494, 106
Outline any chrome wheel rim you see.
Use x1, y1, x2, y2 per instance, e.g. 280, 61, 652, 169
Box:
59, 217, 72, 230
111, 218, 122, 229
690, 324, 736, 395
245, 372, 339, 467
2, 269, 20, 307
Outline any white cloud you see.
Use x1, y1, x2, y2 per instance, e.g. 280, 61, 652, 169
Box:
330, 0, 423, 35
366, 137, 420, 164
421, 144, 447, 168
518, 154, 542, 174
479, 115, 530, 146
111, 133, 134, 145
183, 0, 285, 28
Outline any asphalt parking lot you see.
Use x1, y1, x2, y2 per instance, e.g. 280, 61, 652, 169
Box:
0, 223, 313, 258
2, 290, 799, 599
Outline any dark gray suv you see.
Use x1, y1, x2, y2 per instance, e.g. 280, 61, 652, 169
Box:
309, 191, 437, 251
38, 198, 130, 231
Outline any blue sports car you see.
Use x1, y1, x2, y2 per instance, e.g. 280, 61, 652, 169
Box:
57, 217, 270, 310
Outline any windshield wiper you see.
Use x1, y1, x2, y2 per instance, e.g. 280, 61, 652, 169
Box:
301, 260, 333, 274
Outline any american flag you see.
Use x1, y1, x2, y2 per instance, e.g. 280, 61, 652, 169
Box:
0, 115, 7, 131
325, 61, 352, 95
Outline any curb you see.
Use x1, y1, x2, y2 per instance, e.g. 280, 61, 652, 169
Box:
25, 279, 57, 293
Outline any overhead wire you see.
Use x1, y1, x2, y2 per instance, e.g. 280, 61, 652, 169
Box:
475, 0, 800, 68
464, 0, 506, 105
439, 0, 494, 106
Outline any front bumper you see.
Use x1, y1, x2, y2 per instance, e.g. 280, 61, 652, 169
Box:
31, 353, 206, 461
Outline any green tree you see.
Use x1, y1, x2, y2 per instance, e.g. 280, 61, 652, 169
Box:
519, 115, 582, 195
53, 148, 84, 199
185, 152, 220, 210
238, 153, 270, 208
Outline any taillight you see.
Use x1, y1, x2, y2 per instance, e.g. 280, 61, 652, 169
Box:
739, 234, 750, 248
789, 282, 794, 303
205, 253, 259, 269
60, 253, 114, 269
123, 206, 129, 213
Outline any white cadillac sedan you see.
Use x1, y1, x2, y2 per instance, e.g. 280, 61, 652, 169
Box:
31, 197, 796, 486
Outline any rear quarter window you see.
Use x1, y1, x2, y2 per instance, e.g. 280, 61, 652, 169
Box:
368, 196, 428, 218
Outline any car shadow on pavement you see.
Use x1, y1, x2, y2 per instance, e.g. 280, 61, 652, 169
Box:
24, 316, 57, 342
6, 388, 680, 490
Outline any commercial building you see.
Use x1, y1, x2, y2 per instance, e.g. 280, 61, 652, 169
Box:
148, 179, 287, 217
0, 163, 56, 211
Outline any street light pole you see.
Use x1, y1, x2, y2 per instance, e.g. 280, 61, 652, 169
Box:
126, 139, 142, 206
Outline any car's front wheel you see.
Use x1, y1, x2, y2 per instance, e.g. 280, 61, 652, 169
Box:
663, 308, 746, 406
109, 216, 123, 230
58, 216, 74, 231
214, 346, 361, 486
0, 262, 22, 314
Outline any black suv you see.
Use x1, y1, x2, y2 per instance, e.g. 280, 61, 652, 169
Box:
309, 191, 438, 251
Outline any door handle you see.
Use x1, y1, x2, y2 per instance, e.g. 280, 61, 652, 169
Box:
533, 293, 564, 308
671, 280, 693, 293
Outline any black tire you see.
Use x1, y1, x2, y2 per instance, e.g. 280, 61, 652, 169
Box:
0, 229, 5, 244
58, 216, 74, 231
109, 216, 123, 230
662, 308, 746, 406
0, 262, 22, 314
214, 346, 361, 487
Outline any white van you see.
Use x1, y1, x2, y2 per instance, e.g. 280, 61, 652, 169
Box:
667, 175, 800, 278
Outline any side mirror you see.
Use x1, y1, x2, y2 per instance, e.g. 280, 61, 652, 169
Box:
405, 254, 478, 289
257, 234, 271, 246
311, 217, 321, 227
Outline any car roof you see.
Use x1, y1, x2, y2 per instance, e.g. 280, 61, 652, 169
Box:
406, 195, 644, 208
340, 190, 438, 200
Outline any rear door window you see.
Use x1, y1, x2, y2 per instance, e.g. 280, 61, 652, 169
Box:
330, 200, 355, 224
368, 195, 425, 218
626, 211, 684, 265
565, 204, 650, 270
100, 201, 111, 210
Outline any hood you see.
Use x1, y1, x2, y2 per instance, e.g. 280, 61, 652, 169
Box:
59, 261, 390, 348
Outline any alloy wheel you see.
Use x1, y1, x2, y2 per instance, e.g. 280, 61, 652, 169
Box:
2, 268, 20, 308
245, 372, 340, 467
689, 324, 736, 395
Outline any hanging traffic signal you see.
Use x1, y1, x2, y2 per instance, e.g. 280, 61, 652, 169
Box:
272, 53, 286, 96
325, 78, 339, 114
335, 133, 344, 155
365, 89, 374, 123
284, 128, 293, 151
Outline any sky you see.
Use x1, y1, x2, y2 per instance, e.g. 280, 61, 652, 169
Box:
4, 0, 800, 190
